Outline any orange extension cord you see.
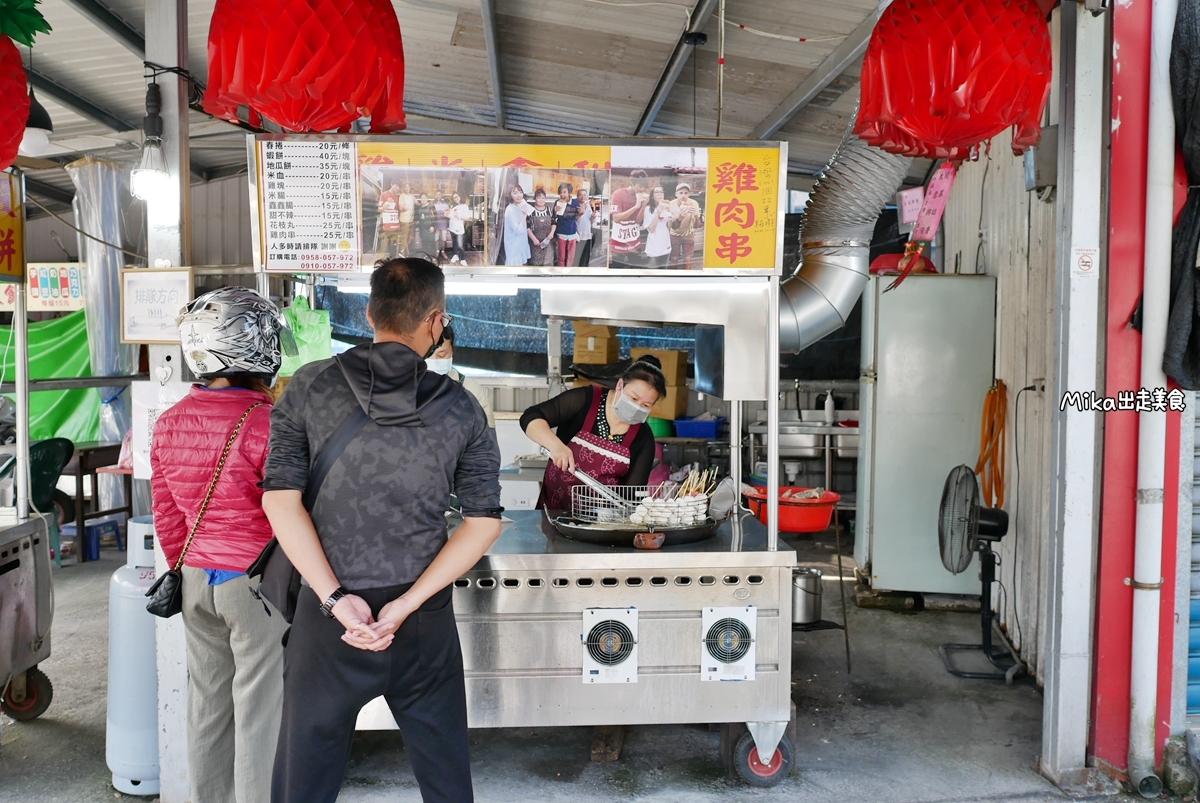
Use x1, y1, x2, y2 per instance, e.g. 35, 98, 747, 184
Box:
975, 380, 1007, 509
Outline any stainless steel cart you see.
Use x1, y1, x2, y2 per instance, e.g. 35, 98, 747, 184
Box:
0, 516, 55, 724
357, 509, 798, 783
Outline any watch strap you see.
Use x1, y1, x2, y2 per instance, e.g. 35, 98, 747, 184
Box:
320, 587, 348, 618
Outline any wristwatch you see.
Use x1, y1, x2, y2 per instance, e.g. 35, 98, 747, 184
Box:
319, 587, 348, 618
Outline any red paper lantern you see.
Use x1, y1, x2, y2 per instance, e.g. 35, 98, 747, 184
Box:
203, 0, 406, 133
0, 37, 31, 172
855, 0, 1052, 160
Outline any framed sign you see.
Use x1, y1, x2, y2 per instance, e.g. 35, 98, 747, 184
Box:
249, 135, 786, 277
121, 267, 193, 344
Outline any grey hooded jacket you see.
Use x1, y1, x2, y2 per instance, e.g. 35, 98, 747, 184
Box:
263, 341, 502, 588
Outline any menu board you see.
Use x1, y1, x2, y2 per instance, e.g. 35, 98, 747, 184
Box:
261, 140, 360, 272
253, 136, 785, 276
0, 263, 85, 312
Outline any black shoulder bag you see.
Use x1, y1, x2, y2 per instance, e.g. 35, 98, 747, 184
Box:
246, 406, 370, 622
146, 402, 265, 618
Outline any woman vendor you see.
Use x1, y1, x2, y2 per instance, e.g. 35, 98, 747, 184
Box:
520, 355, 667, 509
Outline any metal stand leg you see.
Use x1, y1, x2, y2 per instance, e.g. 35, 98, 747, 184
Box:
834, 508, 851, 673
939, 548, 1026, 683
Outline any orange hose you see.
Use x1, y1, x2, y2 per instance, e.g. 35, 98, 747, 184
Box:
975, 380, 1007, 509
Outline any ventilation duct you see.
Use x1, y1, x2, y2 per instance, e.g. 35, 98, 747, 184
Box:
780, 115, 913, 354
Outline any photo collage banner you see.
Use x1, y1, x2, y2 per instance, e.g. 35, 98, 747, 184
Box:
254, 137, 783, 275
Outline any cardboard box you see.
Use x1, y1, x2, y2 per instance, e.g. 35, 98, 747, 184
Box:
649, 384, 689, 421
572, 320, 619, 339
573, 335, 620, 365
631, 348, 687, 386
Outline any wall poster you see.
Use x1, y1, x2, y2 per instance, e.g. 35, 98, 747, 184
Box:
251, 136, 785, 276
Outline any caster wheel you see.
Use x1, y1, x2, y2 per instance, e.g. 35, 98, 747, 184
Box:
51, 489, 74, 529
3, 666, 53, 721
733, 731, 792, 787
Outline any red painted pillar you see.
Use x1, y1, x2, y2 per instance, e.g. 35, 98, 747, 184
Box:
1092, 0, 1183, 774
1090, 0, 1150, 773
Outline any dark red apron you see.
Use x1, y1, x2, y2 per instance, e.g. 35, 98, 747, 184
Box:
539, 386, 642, 511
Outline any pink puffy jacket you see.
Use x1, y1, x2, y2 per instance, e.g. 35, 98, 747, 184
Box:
150, 385, 275, 571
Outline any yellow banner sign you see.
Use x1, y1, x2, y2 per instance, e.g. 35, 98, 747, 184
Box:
0, 173, 26, 283
703, 148, 780, 270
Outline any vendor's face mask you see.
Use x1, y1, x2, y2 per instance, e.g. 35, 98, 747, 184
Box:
613, 384, 651, 425
426, 358, 453, 375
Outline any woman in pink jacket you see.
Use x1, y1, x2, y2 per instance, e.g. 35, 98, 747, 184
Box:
151, 287, 291, 803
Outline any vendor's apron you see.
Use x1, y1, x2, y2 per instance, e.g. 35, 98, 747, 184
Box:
539, 387, 642, 511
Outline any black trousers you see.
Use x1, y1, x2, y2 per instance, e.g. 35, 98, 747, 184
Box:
271, 584, 472, 803
576, 237, 593, 267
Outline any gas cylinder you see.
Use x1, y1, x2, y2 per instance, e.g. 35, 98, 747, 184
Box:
106, 516, 160, 795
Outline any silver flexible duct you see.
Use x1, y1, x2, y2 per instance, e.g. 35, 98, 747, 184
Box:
780, 115, 913, 353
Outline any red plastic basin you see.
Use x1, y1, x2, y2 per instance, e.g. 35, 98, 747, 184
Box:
742, 486, 841, 532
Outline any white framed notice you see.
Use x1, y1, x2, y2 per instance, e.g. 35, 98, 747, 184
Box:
121, 267, 193, 344
131, 380, 192, 480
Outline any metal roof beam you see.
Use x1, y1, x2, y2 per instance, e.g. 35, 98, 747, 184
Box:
479, 0, 505, 128
636, 0, 719, 136
26, 69, 138, 132
59, 0, 145, 59
750, 2, 888, 140
25, 177, 75, 206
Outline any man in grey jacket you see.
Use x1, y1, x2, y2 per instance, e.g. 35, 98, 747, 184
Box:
262, 257, 502, 803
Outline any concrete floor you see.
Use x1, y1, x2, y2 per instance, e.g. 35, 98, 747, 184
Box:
1, 531, 1088, 803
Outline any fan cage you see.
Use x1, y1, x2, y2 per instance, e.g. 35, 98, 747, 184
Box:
939, 466, 980, 575
704, 618, 752, 664
586, 620, 635, 665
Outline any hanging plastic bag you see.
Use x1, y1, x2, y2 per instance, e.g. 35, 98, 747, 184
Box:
279, 297, 333, 378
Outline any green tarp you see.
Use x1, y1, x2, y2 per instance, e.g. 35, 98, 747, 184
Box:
0, 310, 101, 442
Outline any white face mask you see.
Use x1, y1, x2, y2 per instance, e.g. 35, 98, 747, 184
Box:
613, 389, 651, 425
426, 358, 453, 375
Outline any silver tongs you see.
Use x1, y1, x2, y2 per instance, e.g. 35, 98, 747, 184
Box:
540, 447, 634, 510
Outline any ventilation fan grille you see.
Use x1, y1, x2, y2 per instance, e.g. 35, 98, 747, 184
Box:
586, 620, 635, 665
705, 618, 752, 664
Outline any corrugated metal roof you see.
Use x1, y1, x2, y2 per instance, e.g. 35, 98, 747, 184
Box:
21, 0, 899, 208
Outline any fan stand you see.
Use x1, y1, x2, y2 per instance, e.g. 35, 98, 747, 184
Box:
939, 544, 1026, 683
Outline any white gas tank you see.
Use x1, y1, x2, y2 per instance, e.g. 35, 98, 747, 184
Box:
106, 516, 160, 796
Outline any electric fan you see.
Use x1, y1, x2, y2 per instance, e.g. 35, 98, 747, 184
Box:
701, 607, 756, 682
937, 465, 1025, 682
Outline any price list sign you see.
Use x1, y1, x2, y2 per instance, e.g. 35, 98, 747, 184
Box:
261, 140, 360, 272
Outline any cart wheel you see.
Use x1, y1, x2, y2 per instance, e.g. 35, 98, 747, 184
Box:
51, 489, 74, 528
3, 667, 53, 721
732, 731, 792, 787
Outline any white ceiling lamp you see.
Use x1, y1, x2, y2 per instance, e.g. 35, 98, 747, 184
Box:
19, 48, 52, 157
131, 83, 171, 203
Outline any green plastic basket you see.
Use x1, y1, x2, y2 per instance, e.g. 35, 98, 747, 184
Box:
647, 417, 674, 438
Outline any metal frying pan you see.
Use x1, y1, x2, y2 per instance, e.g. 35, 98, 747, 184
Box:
544, 509, 720, 547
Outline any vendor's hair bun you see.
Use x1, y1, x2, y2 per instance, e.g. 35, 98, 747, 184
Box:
633, 354, 663, 372
623, 354, 667, 397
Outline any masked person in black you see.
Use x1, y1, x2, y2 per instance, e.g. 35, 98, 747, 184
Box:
520, 356, 666, 511
262, 257, 502, 803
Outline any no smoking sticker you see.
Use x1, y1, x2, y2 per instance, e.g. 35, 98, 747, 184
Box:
1072, 246, 1099, 278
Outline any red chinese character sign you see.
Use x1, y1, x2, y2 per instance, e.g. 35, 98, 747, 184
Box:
855, 0, 1052, 160
204, 0, 405, 133
0, 172, 25, 283
703, 149, 779, 269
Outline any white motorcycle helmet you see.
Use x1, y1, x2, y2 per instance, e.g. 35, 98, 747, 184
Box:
176, 287, 295, 379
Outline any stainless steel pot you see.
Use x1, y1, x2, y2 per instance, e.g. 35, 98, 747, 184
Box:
792, 568, 823, 624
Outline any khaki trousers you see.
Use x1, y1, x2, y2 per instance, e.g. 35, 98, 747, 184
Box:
182, 565, 288, 803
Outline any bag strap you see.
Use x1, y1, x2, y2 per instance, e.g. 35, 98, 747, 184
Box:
302, 406, 370, 511
173, 402, 265, 572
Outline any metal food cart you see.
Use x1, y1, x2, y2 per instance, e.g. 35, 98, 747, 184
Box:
245, 134, 793, 783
